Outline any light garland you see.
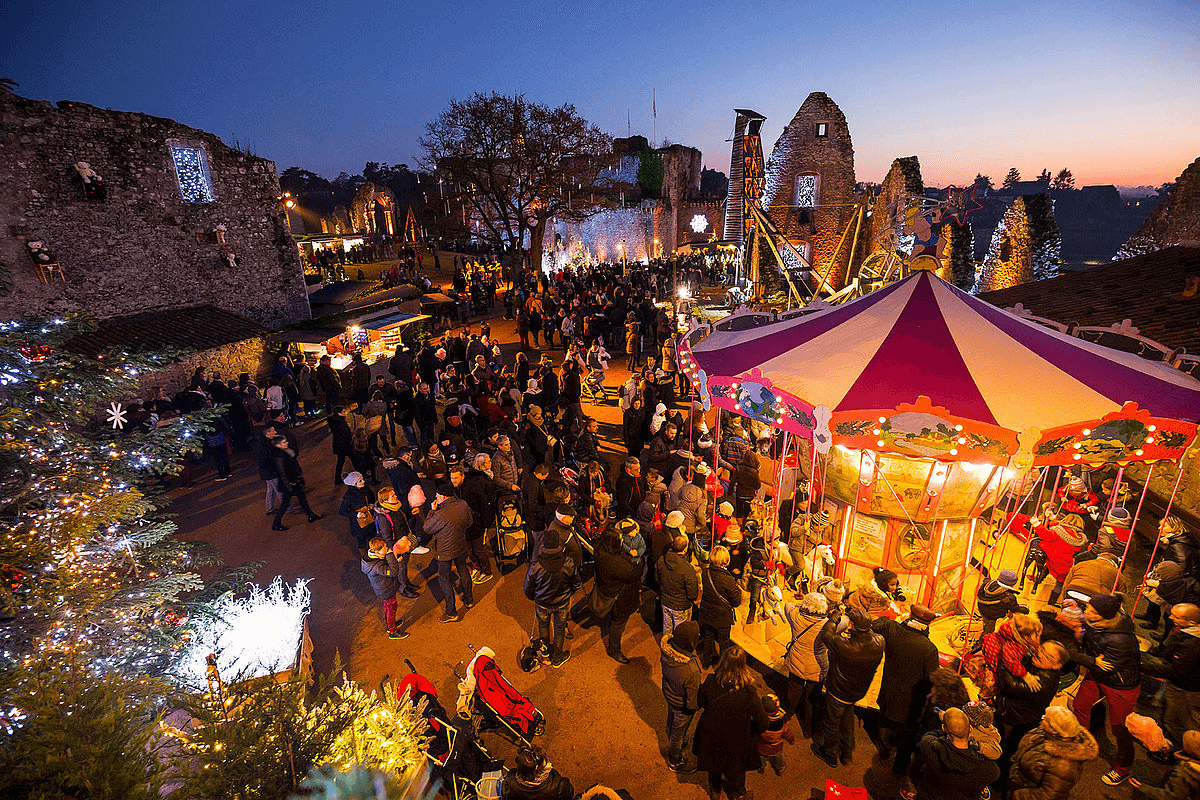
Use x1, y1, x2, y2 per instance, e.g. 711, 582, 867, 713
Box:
176, 577, 311, 688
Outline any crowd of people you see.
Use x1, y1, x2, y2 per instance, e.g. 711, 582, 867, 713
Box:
158, 254, 1198, 800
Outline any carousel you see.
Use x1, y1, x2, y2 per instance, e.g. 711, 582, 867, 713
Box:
678, 264, 1200, 669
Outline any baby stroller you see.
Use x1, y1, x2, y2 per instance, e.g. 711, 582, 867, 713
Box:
455, 645, 546, 746
395, 660, 503, 800
495, 493, 528, 573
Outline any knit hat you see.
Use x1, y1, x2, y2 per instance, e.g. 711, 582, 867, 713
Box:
343, 471, 364, 486
665, 510, 684, 529
1043, 705, 1082, 738
995, 569, 1019, 590
670, 620, 700, 654
1067, 475, 1087, 495
1056, 601, 1086, 626
434, 482, 454, 498
1105, 506, 1131, 527
1088, 594, 1122, 620
822, 578, 846, 603
762, 693, 784, 721
717, 501, 734, 517
963, 700, 994, 728
542, 529, 563, 554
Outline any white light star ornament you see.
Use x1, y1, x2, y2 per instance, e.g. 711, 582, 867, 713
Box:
690, 214, 709, 234
106, 402, 128, 430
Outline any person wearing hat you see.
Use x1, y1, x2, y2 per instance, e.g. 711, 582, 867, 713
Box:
1072, 593, 1141, 785
1008, 705, 1099, 799
1142, 603, 1200, 748
977, 569, 1029, 635
361, 538, 410, 640
660, 619, 703, 772
372, 488, 420, 598
713, 501, 735, 541
913, 707, 1000, 800
755, 693, 796, 776
657, 533, 699, 639
501, 744, 574, 800
1057, 474, 1099, 517
821, 579, 848, 619
812, 607, 885, 768
1129, 729, 1200, 800
782, 592, 831, 739
523, 527, 580, 669
870, 605, 940, 761
338, 471, 376, 553
1035, 514, 1088, 605
961, 700, 1002, 760
423, 483, 475, 623
1095, 506, 1133, 554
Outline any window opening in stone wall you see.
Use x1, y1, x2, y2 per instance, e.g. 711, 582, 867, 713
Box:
170, 144, 215, 203
795, 173, 819, 210
815, 122, 828, 138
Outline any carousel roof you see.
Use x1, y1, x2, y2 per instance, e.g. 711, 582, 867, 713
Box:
685, 269, 1200, 464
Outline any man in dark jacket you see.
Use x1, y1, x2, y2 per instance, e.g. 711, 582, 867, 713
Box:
873, 605, 939, 761
656, 534, 699, 638
995, 641, 1068, 795
524, 529, 580, 668
615, 457, 648, 519
521, 463, 552, 534
500, 745, 574, 800
977, 569, 1028, 634
592, 524, 642, 663
327, 406, 355, 484
914, 708, 1000, 800
388, 345, 413, 385
414, 382, 438, 447
270, 437, 322, 532
255, 425, 283, 514
812, 607, 884, 768
1142, 602, 1200, 747
349, 352, 372, 408
660, 620, 702, 772
361, 537, 409, 639
1072, 593, 1141, 785
316, 354, 341, 414
424, 483, 474, 623
460, 453, 498, 581
572, 417, 601, 464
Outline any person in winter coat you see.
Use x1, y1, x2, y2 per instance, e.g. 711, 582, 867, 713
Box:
812, 607, 885, 768
622, 394, 646, 456
732, 450, 762, 520
872, 605, 940, 760
914, 708, 1000, 800
501, 745, 574, 800
675, 470, 709, 535
1130, 729, 1200, 800
614, 457, 648, 519
384, 447, 422, 513
490, 435, 521, 492
338, 471, 376, 553
524, 528, 580, 668
783, 592, 830, 739
522, 463, 553, 533
1071, 593, 1141, 785
656, 534, 699, 638
977, 569, 1028, 634
461, 454, 498, 580
995, 641, 1069, 783
698, 547, 743, 668
316, 355, 342, 414
962, 700, 1003, 760
349, 352, 372, 408
1036, 519, 1088, 603
1141, 602, 1200, 747
756, 693, 795, 776
1008, 706, 1099, 800
270, 437, 322, 531
573, 417, 600, 464
693, 644, 768, 800
848, 567, 904, 620
423, 483, 474, 622
660, 620, 703, 772
361, 538, 410, 639
1062, 550, 1126, 598
591, 529, 642, 663
327, 406, 356, 484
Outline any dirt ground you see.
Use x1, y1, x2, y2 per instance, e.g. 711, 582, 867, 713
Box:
169, 259, 1136, 799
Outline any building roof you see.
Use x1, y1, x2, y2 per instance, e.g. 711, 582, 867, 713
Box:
68, 304, 270, 357
978, 246, 1200, 355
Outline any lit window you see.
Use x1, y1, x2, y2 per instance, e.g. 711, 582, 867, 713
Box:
815, 123, 828, 138
170, 144, 215, 203
795, 173, 819, 210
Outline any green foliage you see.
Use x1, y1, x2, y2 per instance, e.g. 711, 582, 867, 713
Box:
636, 151, 664, 196
1052, 168, 1075, 190
0, 667, 166, 800
296, 764, 413, 800
1002, 167, 1021, 188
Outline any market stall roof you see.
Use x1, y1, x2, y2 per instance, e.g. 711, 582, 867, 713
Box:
67, 304, 270, 357
683, 268, 1200, 465
352, 308, 428, 332
421, 293, 456, 304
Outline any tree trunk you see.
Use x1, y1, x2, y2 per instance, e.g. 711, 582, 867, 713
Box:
530, 217, 547, 276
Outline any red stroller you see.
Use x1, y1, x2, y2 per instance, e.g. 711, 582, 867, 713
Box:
455, 645, 546, 745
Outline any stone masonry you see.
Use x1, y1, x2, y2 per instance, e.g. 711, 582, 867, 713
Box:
0, 91, 311, 328
977, 193, 1062, 292
1119, 156, 1200, 258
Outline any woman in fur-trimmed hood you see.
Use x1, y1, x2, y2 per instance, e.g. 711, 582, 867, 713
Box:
1008, 706, 1099, 800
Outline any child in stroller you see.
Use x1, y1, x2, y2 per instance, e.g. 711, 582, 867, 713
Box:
456, 645, 547, 745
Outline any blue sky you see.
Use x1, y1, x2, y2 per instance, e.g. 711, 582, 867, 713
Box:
3, 0, 1198, 187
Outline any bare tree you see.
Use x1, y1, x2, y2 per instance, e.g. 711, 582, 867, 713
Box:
420, 92, 614, 276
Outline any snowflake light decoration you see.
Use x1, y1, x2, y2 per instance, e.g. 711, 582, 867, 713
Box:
690, 214, 710, 234
106, 402, 127, 430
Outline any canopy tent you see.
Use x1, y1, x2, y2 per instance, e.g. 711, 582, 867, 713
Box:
681, 268, 1200, 468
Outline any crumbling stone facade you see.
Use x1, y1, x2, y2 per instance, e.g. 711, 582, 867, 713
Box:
0, 91, 311, 328
1118, 156, 1200, 259
976, 193, 1062, 292
761, 92, 857, 290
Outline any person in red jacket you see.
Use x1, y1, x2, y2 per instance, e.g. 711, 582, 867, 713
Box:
1036, 517, 1088, 604
1057, 475, 1098, 516
756, 693, 796, 776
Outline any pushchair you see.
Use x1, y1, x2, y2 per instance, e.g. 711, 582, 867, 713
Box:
395, 659, 503, 800
455, 645, 546, 746
495, 493, 528, 573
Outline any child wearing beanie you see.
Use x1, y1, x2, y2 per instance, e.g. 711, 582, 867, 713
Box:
962, 700, 1002, 760
756, 693, 795, 776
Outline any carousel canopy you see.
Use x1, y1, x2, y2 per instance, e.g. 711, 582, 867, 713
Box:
683, 269, 1200, 466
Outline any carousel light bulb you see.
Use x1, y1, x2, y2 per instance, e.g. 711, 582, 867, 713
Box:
1145, 437, 1154, 444
878, 416, 887, 423
876, 440, 885, 447
1073, 454, 1081, 460
957, 437, 967, 444
1082, 429, 1091, 435
1136, 449, 1144, 456
950, 448, 958, 455
1148, 425, 1157, 431
955, 424, 963, 431
873, 429, 881, 435
1073, 443, 1082, 449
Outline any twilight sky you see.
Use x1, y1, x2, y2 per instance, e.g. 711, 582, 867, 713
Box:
3, 0, 1198, 188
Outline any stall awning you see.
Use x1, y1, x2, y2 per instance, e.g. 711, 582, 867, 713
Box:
421, 293, 456, 304
352, 309, 429, 332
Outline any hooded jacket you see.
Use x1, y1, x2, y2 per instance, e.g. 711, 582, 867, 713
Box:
977, 580, 1027, 622
1062, 554, 1127, 597
1008, 726, 1099, 800
656, 549, 699, 612
823, 623, 885, 704
675, 479, 708, 534
523, 548, 579, 609
501, 764, 574, 800
915, 733, 1000, 800
360, 551, 401, 600
784, 605, 830, 681
660, 636, 702, 712
1075, 612, 1141, 689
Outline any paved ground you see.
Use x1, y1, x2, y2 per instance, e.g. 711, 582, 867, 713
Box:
170, 261, 1139, 799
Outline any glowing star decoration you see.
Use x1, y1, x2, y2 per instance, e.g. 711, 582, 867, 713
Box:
106, 402, 128, 430
690, 214, 710, 234
942, 184, 984, 225
177, 576, 311, 689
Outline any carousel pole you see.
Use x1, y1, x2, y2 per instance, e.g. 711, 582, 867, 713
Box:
711, 411, 723, 554
1133, 462, 1186, 612
1047, 467, 1065, 515
1112, 465, 1154, 592
988, 470, 1030, 578
806, 444, 818, 529
1104, 465, 1127, 520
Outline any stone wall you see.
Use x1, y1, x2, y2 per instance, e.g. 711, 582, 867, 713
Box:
761, 92, 857, 290
867, 156, 923, 256
550, 204, 667, 265
139, 336, 274, 395
1119, 156, 1200, 258
678, 202, 724, 247
0, 92, 311, 328
976, 194, 1062, 292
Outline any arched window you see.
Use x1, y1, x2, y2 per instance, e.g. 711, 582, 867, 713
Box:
795, 173, 819, 210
